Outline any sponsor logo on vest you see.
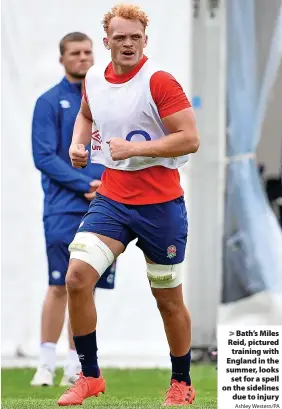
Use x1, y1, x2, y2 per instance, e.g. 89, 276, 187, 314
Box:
92, 130, 102, 143
92, 130, 102, 150
126, 130, 151, 141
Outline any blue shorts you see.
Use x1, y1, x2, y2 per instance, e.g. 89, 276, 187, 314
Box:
78, 194, 188, 265
44, 213, 116, 288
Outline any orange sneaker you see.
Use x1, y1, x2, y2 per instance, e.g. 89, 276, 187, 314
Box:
163, 380, 196, 406
57, 372, 105, 406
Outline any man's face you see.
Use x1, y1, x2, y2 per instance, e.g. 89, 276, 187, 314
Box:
60, 40, 93, 79
104, 17, 148, 71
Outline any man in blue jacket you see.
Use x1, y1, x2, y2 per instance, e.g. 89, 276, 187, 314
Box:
31, 32, 116, 387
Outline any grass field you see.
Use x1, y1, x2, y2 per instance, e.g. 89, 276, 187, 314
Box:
1, 365, 217, 408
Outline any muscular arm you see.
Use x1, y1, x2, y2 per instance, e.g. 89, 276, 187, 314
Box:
109, 71, 200, 160
72, 97, 93, 146
131, 107, 199, 158
134, 71, 200, 157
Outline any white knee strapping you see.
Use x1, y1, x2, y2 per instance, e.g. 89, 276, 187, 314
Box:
147, 263, 183, 288
68, 232, 114, 276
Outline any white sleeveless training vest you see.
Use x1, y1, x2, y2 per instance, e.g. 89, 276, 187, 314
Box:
86, 59, 189, 171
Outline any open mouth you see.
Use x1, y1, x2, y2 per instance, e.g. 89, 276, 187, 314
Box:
122, 51, 135, 57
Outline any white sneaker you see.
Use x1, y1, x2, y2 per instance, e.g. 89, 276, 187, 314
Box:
30, 366, 54, 386
59, 373, 79, 387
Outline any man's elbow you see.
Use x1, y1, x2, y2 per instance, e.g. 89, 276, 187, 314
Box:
33, 154, 42, 170
187, 134, 200, 153
33, 153, 52, 171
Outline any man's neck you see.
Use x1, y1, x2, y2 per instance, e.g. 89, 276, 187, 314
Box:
111, 56, 144, 76
65, 73, 83, 84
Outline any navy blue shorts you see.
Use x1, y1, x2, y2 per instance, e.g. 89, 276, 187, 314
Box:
44, 213, 116, 288
78, 194, 188, 265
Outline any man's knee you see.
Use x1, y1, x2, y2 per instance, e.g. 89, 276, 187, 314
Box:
152, 289, 184, 316
65, 260, 96, 293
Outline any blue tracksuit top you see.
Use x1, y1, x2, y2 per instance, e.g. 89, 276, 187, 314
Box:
32, 77, 104, 217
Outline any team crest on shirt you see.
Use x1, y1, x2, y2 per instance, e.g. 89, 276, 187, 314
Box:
167, 245, 177, 259
107, 273, 114, 284
60, 100, 71, 108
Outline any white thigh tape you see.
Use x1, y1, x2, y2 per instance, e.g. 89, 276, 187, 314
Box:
68, 232, 114, 276
147, 263, 183, 288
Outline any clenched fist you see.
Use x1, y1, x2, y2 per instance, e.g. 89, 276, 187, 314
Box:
107, 138, 135, 161
69, 143, 88, 168
84, 180, 102, 201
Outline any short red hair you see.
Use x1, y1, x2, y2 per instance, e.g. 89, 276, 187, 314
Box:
102, 4, 149, 33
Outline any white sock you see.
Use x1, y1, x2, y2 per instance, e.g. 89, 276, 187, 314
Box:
39, 342, 56, 373
64, 349, 81, 377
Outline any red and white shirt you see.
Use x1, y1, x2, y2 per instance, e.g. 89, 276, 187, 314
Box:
84, 55, 191, 205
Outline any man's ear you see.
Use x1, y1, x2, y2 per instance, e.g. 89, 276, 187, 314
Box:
59, 55, 63, 65
103, 37, 110, 50
144, 35, 148, 48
